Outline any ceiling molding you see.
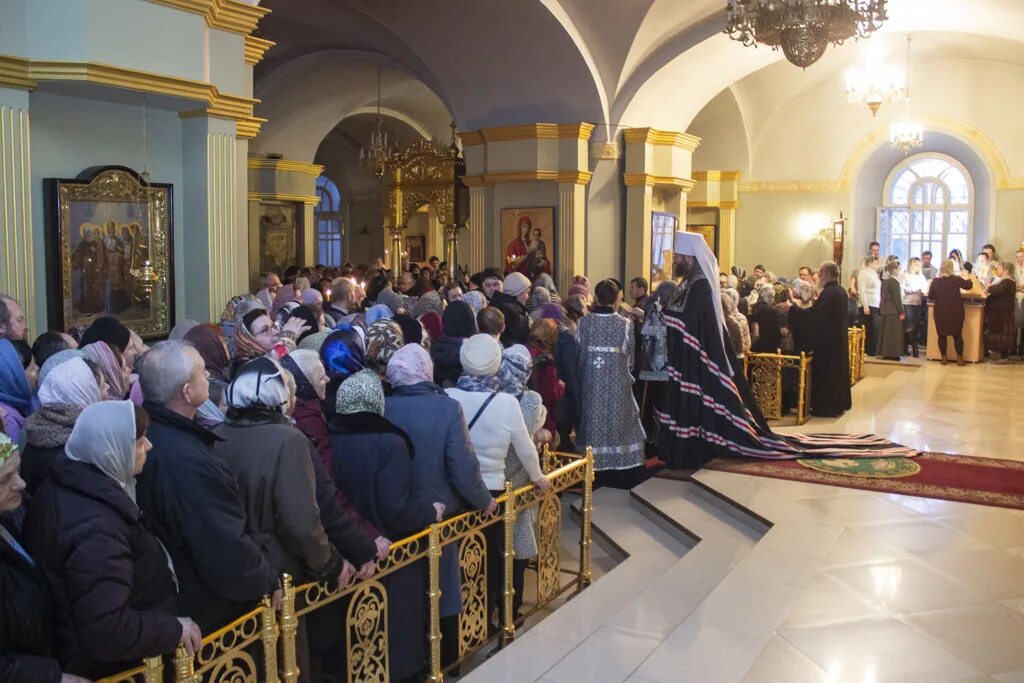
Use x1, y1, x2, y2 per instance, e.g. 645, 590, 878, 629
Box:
623, 173, 697, 191
458, 122, 595, 146
692, 170, 742, 182
623, 127, 702, 151
244, 36, 276, 66
248, 191, 319, 205
143, 0, 269, 36
461, 170, 592, 186
738, 180, 847, 193
247, 157, 324, 176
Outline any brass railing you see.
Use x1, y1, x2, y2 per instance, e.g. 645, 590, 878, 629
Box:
849, 325, 866, 385
98, 447, 594, 683
743, 350, 812, 425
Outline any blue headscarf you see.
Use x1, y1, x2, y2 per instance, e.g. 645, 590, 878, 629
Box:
365, 304, 393, 327
319, 326, 365, 381
0, 339, 32, 413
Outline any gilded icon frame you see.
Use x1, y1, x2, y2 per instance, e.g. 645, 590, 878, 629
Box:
44, 166, 175, 339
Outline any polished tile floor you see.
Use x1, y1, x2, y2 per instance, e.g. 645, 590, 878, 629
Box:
468, 360, 1024, 682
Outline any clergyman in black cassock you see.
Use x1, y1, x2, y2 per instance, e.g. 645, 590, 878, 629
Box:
788, 266, 851, 417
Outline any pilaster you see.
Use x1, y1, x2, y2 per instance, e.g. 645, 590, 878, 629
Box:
557, 182, 587, 295
622, 128, 700, 284
690, 170, 741, 272
183, 116, 244, 322
467, 185, 493, 274
0, 87, 35, 337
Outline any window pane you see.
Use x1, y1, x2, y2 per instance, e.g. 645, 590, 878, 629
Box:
891, 169, 916, 204
947, 234, 968, 257
942, 167, 969, 204
948, 210, 968, 234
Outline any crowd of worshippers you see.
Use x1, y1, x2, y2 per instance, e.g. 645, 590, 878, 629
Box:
717, 241, 1024, 368
0, 256, 671, 682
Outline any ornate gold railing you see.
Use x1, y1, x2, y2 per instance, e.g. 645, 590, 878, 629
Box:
849, 325, 866, 385
742, 350, 812, 425
98, 447, 594, 683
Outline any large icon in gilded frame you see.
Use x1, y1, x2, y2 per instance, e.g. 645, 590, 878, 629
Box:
258, 202, 298, 277
44, 166, 174, 339
500, 206, 555, 279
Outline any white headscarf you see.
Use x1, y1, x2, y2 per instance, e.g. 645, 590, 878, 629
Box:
673, 231, 731, 375
65, 400, 138, 500
226, 357, 290, 412
38, 356, 102, 407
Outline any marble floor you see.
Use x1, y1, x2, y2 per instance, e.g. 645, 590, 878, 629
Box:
465, 361, 1024, 682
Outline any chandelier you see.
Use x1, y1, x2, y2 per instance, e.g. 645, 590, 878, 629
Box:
725, 0, 889, 69
845, 45, 903, 116
889, 36, 923, 153
359, 68, 394, 178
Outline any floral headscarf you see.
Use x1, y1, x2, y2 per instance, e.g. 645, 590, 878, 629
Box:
82, 341, 127, 399
461, 291, 486, 316
386, 343, 433, 388
233, 308, 273, 363
221, 293, 257, 323
336, 369, 385, 416
792, 280, 815, 304
365, 320, 404, 378
496, 345, 532, 398
0, 433, 14, 466
299, 328, 332, 352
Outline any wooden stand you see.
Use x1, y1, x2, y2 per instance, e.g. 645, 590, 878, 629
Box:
926, 301, 985, 362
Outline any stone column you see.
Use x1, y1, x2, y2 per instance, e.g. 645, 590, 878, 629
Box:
467, 184, 493, 273
557, 181, 587, 295
0, 87, 36, 336
182, 116, 245, 322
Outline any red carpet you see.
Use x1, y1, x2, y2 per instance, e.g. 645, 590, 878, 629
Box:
657, 453, 1024, 510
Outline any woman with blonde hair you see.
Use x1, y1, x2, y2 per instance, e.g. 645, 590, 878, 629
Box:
984, 260, 1015, 363
900, 257, 928, 357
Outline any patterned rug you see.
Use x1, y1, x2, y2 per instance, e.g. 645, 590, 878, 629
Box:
657, 453, 1024, 510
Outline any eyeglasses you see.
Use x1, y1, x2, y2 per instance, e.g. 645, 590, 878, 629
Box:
252, 323, 278, 337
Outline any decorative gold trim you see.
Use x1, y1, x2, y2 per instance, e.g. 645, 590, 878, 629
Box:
143, 0, 270, 36
248, 191, 319, 206
689, 200, 739, 209
739, 179, 848, 193
244, 36, 276, 65
0, 55, 33, 90
623, 172, 697, 191
457, 123, 595, 145
692, 170, 742, 182
623, 127, 702, 151
460, 170, 592, 186
247, 158, 324, 177
1, 57, 262, 139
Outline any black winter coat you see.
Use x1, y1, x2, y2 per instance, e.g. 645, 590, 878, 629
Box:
135, 402, 279, 632
306, 438, 378, 567
490, 291, 530, 347
0, 512, 61, 683
554, 329, 581, 425
329, 414, 436, 681
24, 460, 181, 679
430, 335, 464, 388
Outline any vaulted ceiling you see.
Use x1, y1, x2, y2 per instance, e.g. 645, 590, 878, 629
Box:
251, 0, 1024, 160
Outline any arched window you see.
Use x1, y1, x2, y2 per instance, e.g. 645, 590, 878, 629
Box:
878, 153, 973, 264
315, 175, 343, 267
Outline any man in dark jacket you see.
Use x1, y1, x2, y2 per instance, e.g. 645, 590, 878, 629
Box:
135, 341, 279, 632
490, 272, 532, 347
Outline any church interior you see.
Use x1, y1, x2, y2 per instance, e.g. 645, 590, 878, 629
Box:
2, 0, 1024, 681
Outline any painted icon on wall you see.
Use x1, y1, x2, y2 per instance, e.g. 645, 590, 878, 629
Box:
500, 207, 555, 280
258, 202, 298, 277
44, 166, 174, 339
405, 235, 426, 264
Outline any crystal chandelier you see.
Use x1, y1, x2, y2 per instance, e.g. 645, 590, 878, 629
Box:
845, 45, 903, 116
889, 36, 923, 153
725, 0, 889, 69
359, 68, 392, 178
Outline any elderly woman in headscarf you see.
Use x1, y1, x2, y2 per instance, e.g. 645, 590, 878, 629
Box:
495, 344, 550, 616
219, 293, 258, 356
213, 357, 345, 598
418, 311, 443, 347
0, 339, 33, 442
25, 401, 199, 679
329, 370, 442, 682
719, 288, 751, 356
431, 300, 477, 388
320, 326, 366, 417
750, 283, 783, 352
444, 335, 548, 625
364, 319, 404, 384
82, 341, 129, 400
230, 302, 309, 375
20, 352, 103, 494
183, 323, 232, 428
788, 280, 815, 354
383, 343, 495, 666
